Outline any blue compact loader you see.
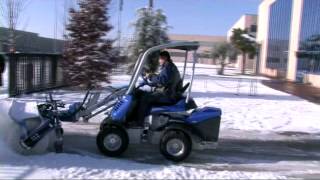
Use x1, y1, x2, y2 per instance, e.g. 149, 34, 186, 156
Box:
96, 42, 222, 162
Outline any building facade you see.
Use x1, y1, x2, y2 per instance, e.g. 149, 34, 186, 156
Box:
227, 14, 257, 39
0, 27, 64, 54
0, 27, 64, 96
258, 0, 320, 87
169, 34, 226, 64
227, 14, 258, 72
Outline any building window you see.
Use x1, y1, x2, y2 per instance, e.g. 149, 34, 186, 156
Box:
266, 0, 293, 70
297, 0, 320, 74
250, 25, 257, 33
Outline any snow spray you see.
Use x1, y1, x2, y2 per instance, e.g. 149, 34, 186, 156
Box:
0, 100, 17, 156
0, 100, 14, 141
0, 100, 51, 155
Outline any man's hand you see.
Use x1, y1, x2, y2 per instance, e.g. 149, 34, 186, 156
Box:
145, 73, 156, 79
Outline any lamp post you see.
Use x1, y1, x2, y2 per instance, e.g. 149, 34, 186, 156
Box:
117, 0, 123, 50
149, 0, 154, 8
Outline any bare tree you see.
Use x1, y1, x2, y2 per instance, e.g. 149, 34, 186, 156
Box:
0, 0, 29, 52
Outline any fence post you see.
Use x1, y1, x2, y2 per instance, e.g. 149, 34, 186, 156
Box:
7, 53, 63, 96
8, 54, 17, 97
40, 57, 46, 89
51, 55, 58, 86
25, 63, 34, 92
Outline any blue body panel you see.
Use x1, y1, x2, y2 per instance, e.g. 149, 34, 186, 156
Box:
110, 94, 222, 125
150, 96, 221, 125
111, 95, 133, 122
151, 99, 186, 114
186, 107, 221, 124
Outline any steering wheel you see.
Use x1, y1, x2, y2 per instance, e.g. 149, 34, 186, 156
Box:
136, 74, 149, 89
143, 74, 150, 83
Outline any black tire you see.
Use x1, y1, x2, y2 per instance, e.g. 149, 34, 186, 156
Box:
96, 127, 128, 157
160, 130, 192, 162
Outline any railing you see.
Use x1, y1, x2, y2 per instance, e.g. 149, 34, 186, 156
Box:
7, 53, 65, 97
297, 58, 320, 74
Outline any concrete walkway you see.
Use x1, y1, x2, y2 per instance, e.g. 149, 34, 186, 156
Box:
262, 80, 320, 104
0, 89, 8, 99
62, 122, 320, 179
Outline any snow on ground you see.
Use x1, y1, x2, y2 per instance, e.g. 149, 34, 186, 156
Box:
0, 143, 286, 180
1, 63, 320, 179
175, 62, 320, 133
0, 100, 241, 180
0, 107, 285, 179
191, 77, 320, 133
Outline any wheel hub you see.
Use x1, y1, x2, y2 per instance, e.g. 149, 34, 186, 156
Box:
103, 134, 122, 151
166, 138, 185, 157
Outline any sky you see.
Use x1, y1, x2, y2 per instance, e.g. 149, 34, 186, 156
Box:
2, 0, 262, 39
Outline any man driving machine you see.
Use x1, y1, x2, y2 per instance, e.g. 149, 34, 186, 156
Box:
137, 50, 183, 126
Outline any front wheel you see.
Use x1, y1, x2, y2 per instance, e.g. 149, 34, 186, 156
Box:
160, 131, 192, 162
96, 126, 128, 157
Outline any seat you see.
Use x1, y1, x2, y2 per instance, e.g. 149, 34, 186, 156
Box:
150, 82, 190, 113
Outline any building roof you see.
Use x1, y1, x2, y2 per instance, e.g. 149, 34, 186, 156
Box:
169, 34, 226, 43
0, 27, 64, 53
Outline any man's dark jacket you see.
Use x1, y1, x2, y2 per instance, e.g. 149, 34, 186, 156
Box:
148, 61, 182, 100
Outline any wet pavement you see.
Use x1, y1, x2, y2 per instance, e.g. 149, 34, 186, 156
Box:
262, 80, 320, 105
62, 122, 320, 179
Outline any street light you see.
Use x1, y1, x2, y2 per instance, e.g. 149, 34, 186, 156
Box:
149, 0, 154, 8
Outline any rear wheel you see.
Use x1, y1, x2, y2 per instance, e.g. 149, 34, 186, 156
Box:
96, 126, 128, 157
160, 130, 192, 162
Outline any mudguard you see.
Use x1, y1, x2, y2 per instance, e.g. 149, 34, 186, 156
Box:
186, 107, 221, 142
162, 122, 194, 141
100, 118, 126, 132
186, 107, 221, 123
98, 120, 129, 145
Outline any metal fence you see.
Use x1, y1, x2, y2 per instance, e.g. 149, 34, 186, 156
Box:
7, 53, 65, 97
297, 58, 320, 74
